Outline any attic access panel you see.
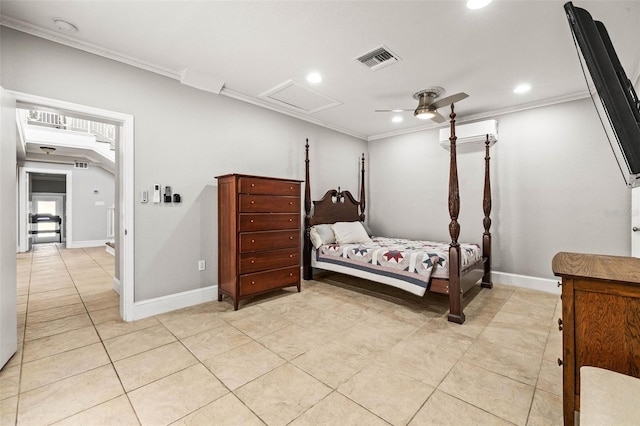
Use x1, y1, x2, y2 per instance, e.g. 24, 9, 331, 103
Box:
260, 80, 342, 114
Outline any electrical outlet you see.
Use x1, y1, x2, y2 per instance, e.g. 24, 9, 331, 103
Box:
198, 260, 206, 271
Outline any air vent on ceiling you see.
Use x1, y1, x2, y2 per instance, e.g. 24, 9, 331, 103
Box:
355, 45, 401, 71
74, 161, 89, 169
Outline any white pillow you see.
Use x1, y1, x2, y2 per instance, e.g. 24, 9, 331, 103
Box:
331, 221, 372, 245
310, 224, 335, 249
309, 227, 322, 249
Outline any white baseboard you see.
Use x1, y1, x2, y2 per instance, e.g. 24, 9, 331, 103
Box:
105, 245, 115, 256
491, 271, 560, 295
131, 285, 218, 321
68, 239, 111, 249
112, 277, 121, 295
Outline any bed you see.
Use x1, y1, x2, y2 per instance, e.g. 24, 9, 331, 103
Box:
302, 104, 493, 324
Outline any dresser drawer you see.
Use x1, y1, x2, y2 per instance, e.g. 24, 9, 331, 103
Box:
239, 194, 300, 213
239, 230, 300, 253
239, 213, 299, 232
239, 177, 300, 196
239, 266, 300, 296
240, 248, 299, 274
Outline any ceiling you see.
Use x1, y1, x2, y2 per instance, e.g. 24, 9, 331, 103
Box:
2, 1, 639, 140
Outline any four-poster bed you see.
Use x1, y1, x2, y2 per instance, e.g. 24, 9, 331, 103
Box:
302, 105, 493, 323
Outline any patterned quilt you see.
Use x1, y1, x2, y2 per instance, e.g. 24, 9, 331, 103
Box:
315, 237, 482, 293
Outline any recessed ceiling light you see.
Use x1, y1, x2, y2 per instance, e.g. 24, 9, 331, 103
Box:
392, 116, 403, 123
467, 0, 493, 10
306, 72, 322, 84
514, 83, 532, 94
53, 18, 78, 32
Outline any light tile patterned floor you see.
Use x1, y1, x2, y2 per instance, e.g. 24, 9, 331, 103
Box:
1, 244, 564, 425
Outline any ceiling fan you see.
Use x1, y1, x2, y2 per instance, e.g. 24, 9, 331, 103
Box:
375, 87, 468, 123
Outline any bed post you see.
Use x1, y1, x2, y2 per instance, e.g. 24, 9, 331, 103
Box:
303, 138, 313, 280
359, 153, 366, 221
447, 104, 465, 324
482, 135, 493, 288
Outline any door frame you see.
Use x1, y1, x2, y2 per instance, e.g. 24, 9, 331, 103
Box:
11, 90, 135, 321
19, 168, 72, 250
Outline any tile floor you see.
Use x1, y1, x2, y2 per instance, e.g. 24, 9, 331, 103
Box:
1, 244, 564, 425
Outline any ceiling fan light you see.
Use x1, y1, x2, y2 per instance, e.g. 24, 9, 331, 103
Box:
414, 109, 435, 120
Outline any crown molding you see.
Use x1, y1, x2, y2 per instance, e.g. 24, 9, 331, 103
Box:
0, 16, 180, 80
367, 91, 590, 141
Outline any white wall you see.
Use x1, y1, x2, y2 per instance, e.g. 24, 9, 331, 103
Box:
1, 28, 367, 302
369, 98, 631, 281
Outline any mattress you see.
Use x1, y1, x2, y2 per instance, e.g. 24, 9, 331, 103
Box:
312, 236, 483, 296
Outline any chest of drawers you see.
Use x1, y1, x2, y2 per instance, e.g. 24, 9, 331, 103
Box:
216, 174, 302, 310
553, 252, 640, 426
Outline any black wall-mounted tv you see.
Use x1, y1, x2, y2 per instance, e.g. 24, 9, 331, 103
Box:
564, 2, 640, 187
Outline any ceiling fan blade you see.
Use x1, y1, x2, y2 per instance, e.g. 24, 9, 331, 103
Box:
432, 92, 469, 109
375, 109, 414, 112
430, 112, 447, 123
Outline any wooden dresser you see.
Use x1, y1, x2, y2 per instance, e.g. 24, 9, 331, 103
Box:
216, 174, 302, 310
552, 252, 640, 426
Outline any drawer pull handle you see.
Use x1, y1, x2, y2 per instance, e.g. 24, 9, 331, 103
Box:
289, 218, 293, 222
251, 201, 255, 204
289, 236, 294, 240
251, 260, 255, 264
289, 202, 293, 205
251, 239, 255, 243
558, 318, 563, 331
557, 358, 563, 366
250, 219, 254, 223
251, 184, 255, 187
251, 281, 255, 285
289, 254, 293, 258
289, 273, 293, 277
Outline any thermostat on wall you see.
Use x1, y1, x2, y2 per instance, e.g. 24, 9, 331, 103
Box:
153, 184, 161, 203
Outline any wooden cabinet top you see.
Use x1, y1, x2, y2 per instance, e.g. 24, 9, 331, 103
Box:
552, 252, 640, 285
215, 173, 302, 183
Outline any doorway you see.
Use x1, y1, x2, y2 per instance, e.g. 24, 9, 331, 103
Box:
31, 193, 65, 244
10, 90, 135, 321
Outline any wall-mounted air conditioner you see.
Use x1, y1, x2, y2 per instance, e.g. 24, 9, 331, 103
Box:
439, 119, 498, 151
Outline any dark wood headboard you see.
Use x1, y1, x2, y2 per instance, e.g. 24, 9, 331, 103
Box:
309, 189, 361, 226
